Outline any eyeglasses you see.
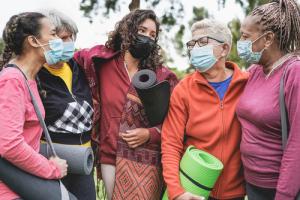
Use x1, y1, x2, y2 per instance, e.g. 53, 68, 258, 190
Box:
186, 36, 224, 50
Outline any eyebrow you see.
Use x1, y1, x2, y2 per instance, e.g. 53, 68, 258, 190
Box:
192, 35, 208, 40
240, 31, 251, 37
139, 25, 157, 35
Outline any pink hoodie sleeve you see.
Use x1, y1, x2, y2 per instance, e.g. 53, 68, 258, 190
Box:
275, 62, 300, 200
0, 78, 61, 179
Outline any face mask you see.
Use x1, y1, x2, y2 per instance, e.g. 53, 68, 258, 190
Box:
36, 38, 64, 65
237, 33, 266, 64
129, 34, 156, 59
189, 45, 218, 72
61, 41, 75, 61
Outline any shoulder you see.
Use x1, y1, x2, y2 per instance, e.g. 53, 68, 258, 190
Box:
0, 67, 26, 94
74, 45, 119, 66
0, 67, 25, 84
156, 66, 178, 81
247, 64, 261, 74
172, 72, 194, 94
285, 57, 300, 72
284, 57, 300, 83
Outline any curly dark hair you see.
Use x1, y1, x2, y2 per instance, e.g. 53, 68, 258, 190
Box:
105, 9, 163, 71
0, 12, 46, 70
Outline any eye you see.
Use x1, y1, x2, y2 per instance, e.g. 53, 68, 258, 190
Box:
240, 34, 248, 40
138, 28, 146, 33
150, 34, 156, 40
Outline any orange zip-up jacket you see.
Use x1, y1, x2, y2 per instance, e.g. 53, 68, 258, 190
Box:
162, 61, 248, 200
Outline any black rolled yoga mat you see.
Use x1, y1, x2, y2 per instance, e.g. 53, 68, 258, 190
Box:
0, 157, 77, 200
132, 69, 171, 126
40, 143, 94, 175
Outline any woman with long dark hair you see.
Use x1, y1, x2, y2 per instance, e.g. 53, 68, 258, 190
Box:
74, 9, 178, 200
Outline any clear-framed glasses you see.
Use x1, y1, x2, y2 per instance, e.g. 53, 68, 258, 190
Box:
186, 36, 224, 50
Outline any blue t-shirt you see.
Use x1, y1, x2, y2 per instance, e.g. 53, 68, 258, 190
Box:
209, 76, 232, 100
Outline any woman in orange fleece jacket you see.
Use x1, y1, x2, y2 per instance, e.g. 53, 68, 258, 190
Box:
161, 19, 248, 200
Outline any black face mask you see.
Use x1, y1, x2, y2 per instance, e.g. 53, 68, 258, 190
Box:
129, 34, 156, 59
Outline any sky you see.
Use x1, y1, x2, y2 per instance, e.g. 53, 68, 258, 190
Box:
0, 0, 246, 70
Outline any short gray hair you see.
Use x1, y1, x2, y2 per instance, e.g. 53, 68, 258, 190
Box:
191, 19, 232, 48
41, 9, 78, 40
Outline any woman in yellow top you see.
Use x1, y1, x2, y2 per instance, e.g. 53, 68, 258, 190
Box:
37, 10, 96, 200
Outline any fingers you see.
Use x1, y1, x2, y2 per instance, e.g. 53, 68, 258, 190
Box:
192, 196, 205, 200
128, 141, 140, 148
122, 135, 138, 142
121, 131, 137, 138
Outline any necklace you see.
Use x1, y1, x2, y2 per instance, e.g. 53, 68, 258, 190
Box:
265, 53, 297, 79
124, 61, 138, 81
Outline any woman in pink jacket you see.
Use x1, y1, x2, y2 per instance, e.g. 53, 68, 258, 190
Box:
0, 12, 67, 200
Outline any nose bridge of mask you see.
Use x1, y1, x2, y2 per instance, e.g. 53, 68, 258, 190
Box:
49, 38, 64, 51
193, 44, 222, 58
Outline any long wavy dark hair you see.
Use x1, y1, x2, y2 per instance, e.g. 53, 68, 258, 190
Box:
105, 9, 163, 71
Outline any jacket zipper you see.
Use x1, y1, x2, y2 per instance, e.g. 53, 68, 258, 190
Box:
215, 100, 225, 197
55, 76, 83, 144
197, 70, 245, 198
206, 85, 228, 198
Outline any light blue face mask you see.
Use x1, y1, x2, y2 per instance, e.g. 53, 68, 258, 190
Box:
61, 41, 75, 61
237, 34, 266, 64
189, 45, 218, 72
36, 38, 64, 65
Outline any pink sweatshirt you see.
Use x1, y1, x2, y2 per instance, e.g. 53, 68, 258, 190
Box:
236, 58, 300, 200
0, 67, 61, 200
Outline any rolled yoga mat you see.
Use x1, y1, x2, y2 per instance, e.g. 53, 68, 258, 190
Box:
132, 69, 170, 126
162, 146, 224, 200
0, 157, 77, 200
40, 143, 94, 175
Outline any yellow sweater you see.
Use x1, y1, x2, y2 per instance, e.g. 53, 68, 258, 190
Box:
44, 63, 73, 92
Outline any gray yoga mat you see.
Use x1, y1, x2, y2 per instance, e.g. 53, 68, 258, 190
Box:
0, 157, 77, 200
132, 69, 171, 126
40, 143, 94, 175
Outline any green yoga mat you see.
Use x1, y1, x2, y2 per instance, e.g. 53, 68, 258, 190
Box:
162, 146, 223, 200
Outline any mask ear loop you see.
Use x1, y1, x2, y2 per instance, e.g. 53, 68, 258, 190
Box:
250, 32, 270, 57
214, 43, 227, 60
32, 36, 48, 51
